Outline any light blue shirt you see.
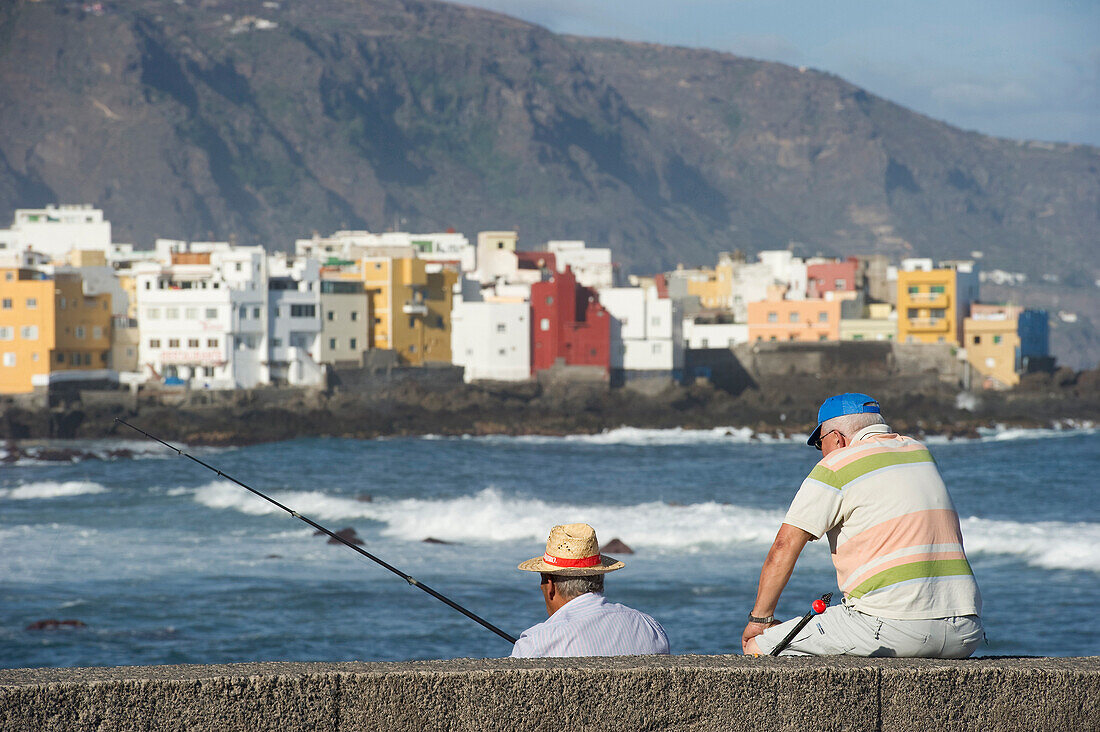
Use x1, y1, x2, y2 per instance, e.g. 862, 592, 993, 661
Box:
510, 592, 670, 658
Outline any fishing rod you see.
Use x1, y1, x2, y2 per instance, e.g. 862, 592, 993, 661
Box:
770, 592, 832, 656
115, 418, 518, 644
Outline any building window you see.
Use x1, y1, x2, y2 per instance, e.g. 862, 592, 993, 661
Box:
651, 343, 661, 354
32, 352, 39, 361
0, 327, 12, 341
188, 338, 200, 347
165, 308, 179, 319
75, 326, 85, 339
907, 309, 919, 319
767, 312, 777, 323
350, 311, 358, 321
26, 297, 36, 309
149, 339, 161, 348
496, 323, 506, 333
272, 338, 282, 347
374, 317, 381, 325
185, 308, 198, 319
238, 306, 247, 319
205, 308, 218, 319
819, 335, 828, 341
329, 338, 337, 350
56, 352, 65, 363
908, 286, 920, 294
498, 348, 507, 357
2, 353, 14, 367
1, 298, 10, 309
931, 309, 945, 319
408, 344, 416, 353
203, 367, 215, 377
769, 336, 778, 342
931, 285, 946, 294
327, 311, 335, 321
349, 338, 357, 350
168, 338, 180, 348
789, 312, 800, 323
207, 338, 218, 348
835, 279, 846, 290
853, 334, 864, 341
993, 335, 1002, 344
92, 326, 102, 339
235, 263, 242, 272
540, 318, 550, 331
545, 296, 554, 305
59, 297, 66, 309
146, 307, 161, 319
290, 304, 316, 317
252, 307, 261, 319
70, 353, 81, 366
973, 335, 981, 345
19, 325, 38, 340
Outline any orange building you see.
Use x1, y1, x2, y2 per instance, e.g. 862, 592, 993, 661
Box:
1, 267, 112, 393
747, 290, 841, 343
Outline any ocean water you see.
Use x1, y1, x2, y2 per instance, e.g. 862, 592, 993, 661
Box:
1, 424, 1098, 668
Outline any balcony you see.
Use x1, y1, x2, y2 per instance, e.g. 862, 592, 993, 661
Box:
402, 301, 428, 316
907, 317, 950, 332
907, 292, 949, 307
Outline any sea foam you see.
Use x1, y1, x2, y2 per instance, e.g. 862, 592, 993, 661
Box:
190, 482, 1100, 573
0, 481, 107, 500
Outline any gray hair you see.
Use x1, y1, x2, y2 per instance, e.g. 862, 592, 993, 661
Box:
548, 573, 604, 599
821, 411, 885, 438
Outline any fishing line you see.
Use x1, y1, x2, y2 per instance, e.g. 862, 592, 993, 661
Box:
115, 418, 517, 644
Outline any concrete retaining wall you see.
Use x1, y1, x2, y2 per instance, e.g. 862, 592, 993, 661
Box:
2, 656, 1096, 731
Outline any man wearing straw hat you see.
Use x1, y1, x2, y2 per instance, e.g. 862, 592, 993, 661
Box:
510, 523, 670, 658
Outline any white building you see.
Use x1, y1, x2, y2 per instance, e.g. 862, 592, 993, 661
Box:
546, 240, 615, 289
134, 241, 329, 389
0, 205, 112, 261
682, 319, 749, 349
598, 285, 683, 379
266, 254, 324, 386
758, 250, 808, 301
295, 230, 475, 272
450, 275, 531, 382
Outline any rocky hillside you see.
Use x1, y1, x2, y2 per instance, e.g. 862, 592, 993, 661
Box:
1, 0, 1097, 362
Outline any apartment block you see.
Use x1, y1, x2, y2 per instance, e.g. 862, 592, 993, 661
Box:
747, 288, 841, 343
896, 259, 980, 345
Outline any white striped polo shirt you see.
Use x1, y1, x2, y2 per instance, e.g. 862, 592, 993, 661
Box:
784, 423, 982, 620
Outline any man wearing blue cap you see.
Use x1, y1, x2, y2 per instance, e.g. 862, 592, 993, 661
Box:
742, 393, 983, 657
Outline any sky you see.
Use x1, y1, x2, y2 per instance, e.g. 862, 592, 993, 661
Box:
454, 0, 1100, 147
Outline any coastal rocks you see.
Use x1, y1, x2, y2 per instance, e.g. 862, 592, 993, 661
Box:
322, 527, 365, 546
601, 538, 634, 554
25, 619, 86, 631
422, 537, 458, 545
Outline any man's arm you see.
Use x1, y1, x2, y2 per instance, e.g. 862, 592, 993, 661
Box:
742, 522, 814, 654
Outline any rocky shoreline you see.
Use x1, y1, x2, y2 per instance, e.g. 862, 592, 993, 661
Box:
2, 367, 1098, 448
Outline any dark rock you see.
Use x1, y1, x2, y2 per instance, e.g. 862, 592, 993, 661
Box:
601, 538, 634, 555
26, 619, 86, 631
422, 537, 456, 545
265, 554, 282, 559
327, 527, 364, 546
355, 494, 373, 502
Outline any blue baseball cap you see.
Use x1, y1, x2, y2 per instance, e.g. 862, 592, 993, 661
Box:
807, 393, 881, 447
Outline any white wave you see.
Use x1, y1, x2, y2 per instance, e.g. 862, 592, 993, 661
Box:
192, 482, 785, 547
192, 482, 1100, 573
976, 421, 1097, 442
0, 481, 107, 500
427, 426, 806, 446
962, 516, 1100, 573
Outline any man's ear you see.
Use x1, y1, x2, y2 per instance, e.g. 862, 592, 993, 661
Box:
544, 578, 556, 601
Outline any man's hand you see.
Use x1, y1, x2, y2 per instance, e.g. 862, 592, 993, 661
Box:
742, 620, 780, 654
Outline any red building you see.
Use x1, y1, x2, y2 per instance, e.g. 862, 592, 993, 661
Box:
807, 258, 859, 298
530, 267, 610, 375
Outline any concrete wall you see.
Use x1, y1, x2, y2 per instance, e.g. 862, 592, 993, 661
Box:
1, 656, 1096, 731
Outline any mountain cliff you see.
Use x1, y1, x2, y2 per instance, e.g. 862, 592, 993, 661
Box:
1, 0, 1097, 362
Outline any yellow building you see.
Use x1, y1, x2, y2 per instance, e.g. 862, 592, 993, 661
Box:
839, 302, 897, 342
1, 268, 112, 394
964, 304, 1022, 388
683, 259, 734, 310
896, 261, 979, 345
334, 257, 457, 365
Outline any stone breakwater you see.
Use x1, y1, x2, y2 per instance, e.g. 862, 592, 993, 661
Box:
1, 656, 1097, 731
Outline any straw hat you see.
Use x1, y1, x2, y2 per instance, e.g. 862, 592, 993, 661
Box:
518, 523, 625, 576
